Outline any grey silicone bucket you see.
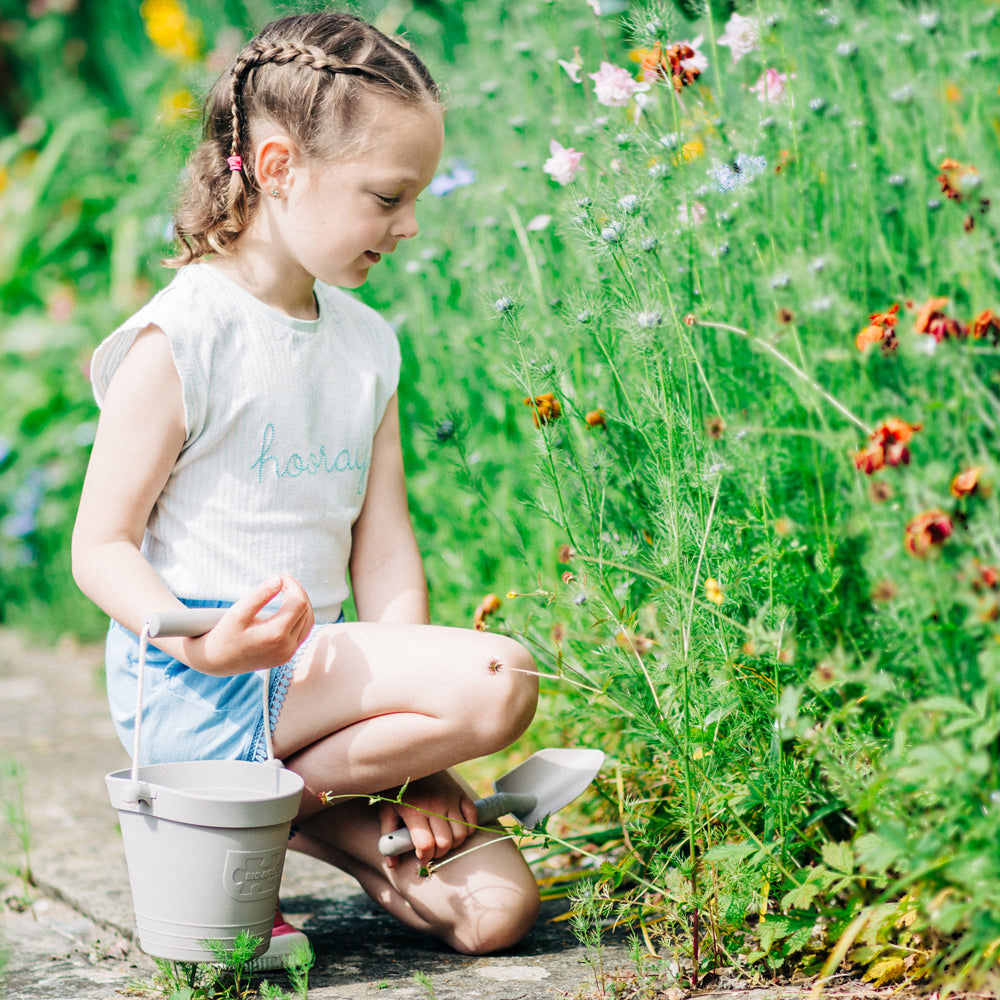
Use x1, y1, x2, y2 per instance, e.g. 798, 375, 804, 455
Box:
105, 610, 304, 963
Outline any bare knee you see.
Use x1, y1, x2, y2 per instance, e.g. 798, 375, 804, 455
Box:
445, 879, 541, 955
473, 637, 538, 753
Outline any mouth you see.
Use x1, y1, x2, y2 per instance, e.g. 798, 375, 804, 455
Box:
364, 251, 381, 264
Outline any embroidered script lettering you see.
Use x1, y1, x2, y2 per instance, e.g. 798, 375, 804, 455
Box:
251, 422, 370, 494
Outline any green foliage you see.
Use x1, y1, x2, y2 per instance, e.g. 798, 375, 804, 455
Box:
138, 930, 312, 999
371, 0, 1000, 990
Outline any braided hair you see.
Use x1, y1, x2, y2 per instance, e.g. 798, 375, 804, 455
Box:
169, 11, 440, 265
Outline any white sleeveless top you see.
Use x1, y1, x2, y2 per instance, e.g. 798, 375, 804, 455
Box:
90, 263, 401, 623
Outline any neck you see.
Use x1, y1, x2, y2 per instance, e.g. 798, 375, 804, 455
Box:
208, 239, 318, 321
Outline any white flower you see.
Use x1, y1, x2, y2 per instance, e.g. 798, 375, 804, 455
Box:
718, 13, 760, 64
543, 139, 584, 185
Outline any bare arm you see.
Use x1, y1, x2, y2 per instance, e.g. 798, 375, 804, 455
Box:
348, 391, 430, 626
348, 393, 479, 862
72, 326, 313, 674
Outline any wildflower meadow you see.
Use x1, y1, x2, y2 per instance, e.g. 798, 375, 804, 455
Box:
2, 0, 1000, 992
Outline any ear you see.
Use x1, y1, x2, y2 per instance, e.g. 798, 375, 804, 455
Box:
254, 134, 302, 195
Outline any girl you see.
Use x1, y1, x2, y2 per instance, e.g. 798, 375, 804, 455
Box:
71, 10, 540, 967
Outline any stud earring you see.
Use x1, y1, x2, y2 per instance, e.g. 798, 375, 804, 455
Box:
270, 189, 280, 199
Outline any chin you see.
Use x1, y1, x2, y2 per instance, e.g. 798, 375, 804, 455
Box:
331, 271, 370, 290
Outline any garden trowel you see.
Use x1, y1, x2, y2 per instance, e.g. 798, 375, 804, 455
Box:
377, 747, 605, 857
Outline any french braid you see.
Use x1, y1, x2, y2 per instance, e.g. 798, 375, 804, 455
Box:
169, 12, 439, 266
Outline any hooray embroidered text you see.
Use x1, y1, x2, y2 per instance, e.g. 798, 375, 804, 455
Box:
250, 422, 370, 493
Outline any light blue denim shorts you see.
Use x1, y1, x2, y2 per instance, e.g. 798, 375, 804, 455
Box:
105, 598, 324, 766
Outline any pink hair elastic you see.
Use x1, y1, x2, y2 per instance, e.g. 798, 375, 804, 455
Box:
227, 154, 243, 172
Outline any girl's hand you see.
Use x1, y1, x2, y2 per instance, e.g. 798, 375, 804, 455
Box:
184, 575, 315, 676
378, 771, 479, 868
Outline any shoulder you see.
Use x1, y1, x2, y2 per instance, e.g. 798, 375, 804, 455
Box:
90, 266, 218, 429
316, 283, 400, 365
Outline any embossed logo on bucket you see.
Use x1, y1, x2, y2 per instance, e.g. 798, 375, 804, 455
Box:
223, 849, 283, 901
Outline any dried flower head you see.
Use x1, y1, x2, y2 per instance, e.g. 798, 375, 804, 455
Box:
524, 392, 562, 427
904, 509, 953, 556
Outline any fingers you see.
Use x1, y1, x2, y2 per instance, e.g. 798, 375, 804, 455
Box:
381, 798, 479, 864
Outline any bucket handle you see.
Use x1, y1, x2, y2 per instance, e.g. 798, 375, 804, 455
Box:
126, 608, 273, 803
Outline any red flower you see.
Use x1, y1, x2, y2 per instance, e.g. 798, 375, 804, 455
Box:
904, 509, 953, 556
914, 297, 968, 342
854, 418, 922, 474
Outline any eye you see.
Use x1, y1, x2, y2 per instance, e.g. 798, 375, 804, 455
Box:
375, 193, 401, 207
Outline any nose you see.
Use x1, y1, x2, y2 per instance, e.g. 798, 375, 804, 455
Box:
392, 203, 419, 241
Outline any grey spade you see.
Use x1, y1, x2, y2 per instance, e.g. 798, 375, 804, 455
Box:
377, 747, 606, 858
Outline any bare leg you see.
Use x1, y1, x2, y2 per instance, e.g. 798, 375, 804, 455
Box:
272, 622, 538, 817
271, 622, 540, 952
289, 790, 541, 954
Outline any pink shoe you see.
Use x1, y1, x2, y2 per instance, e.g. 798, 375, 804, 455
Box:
249, 907, 311, 971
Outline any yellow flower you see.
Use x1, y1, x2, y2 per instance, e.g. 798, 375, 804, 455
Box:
673, 137, 704, 165
704, 578, 724, 605
159, 88, 197, 123
141, 0, 202, 61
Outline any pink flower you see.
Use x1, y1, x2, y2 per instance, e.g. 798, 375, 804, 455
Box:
543, 139, 584, 185
589, 61, 651, 107
718, 13, 760, 64
678, 200, 707, 226
749, 68, 791, 103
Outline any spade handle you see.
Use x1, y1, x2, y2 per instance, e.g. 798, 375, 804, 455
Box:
377, 791, 537, 857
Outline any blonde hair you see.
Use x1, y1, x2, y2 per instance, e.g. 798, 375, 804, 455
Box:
168, 11, 440, 266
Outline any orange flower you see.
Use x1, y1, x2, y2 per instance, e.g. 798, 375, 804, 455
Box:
914, 297, 967, 342
473, 593, 502, 630
972, 309, 1000, 346
937, 157, 978, 202
524, 392, 562, 427
904, 509, 953, 556
854, 418, 921, 474
585, 408, 607, 428
854, 443, 885, 475
855, 304, 899, 353
635, 41, 703, 91
951, 467, 982, 498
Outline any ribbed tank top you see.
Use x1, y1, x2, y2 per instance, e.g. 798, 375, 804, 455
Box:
90, 263, 400, 622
